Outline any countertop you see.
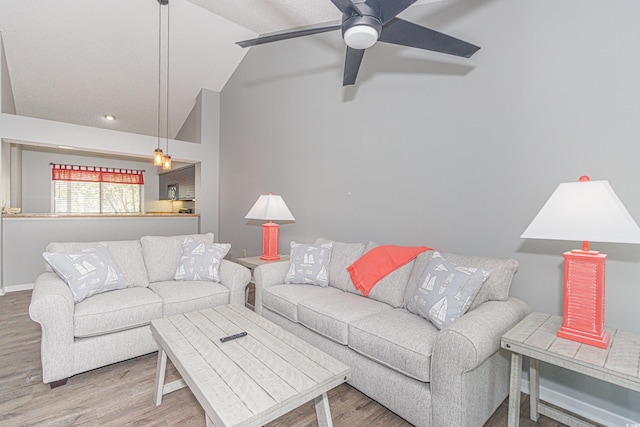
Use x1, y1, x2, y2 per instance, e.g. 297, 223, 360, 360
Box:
2, 213, 199, 219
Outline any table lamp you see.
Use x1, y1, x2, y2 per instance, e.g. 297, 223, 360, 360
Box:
521, 176, 640, 348
245, 192, 295, 261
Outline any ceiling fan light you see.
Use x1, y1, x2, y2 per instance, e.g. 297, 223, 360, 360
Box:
344, 25, 379, 50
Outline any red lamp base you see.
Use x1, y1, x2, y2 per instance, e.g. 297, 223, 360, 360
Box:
558, 249, 609, 349
557, 325, 610, 348
260, 222, 280, 261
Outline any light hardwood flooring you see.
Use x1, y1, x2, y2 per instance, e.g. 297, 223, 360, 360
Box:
1, 290, 578, 426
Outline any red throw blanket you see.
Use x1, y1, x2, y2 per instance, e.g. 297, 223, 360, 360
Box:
347, 245, 432, 296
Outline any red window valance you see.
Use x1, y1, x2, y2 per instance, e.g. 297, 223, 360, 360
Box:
51, 164, 145, 184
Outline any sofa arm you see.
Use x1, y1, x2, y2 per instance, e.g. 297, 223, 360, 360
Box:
219, 259, 251, 306
28, 273, 75, 384
253, 261, 290, 315
431, 297, 531, 426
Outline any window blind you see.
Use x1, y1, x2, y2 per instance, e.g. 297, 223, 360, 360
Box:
51, 164, 144, 213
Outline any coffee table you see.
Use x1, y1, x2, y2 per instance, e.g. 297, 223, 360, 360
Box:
151, 304, 351, 427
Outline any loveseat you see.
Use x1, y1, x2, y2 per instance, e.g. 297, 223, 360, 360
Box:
254, 239, 531, 427
29, 233, 251, 387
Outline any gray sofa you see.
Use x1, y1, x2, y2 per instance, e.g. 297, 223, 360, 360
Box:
254, 240, 531, 427
29, 233, 251, 387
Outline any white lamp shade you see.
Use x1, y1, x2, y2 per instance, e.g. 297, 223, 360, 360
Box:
521, 179, 640, 244
245, 194, 295, 221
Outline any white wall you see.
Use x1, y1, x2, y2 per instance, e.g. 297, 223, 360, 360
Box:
219, 0, 640, 422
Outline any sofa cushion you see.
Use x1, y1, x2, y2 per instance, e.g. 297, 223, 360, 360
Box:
149, 280, 229, 317
175, 240, 230, 282
73, 287, 163, 338
285, 241, 333, 287
141, 233, 214, 283
315, 238, 366, 292
297, 291, 392, 345
407, 252, 490, 329
262, 284, 344, 322
46, 240, 150, 288
44, 245, 128, 303
346, 241, 414, 308
349, 308, 438, 382
404, 251, 518, 311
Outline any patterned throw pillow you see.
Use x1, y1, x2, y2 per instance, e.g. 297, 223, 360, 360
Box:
284, 241, 334, 287
174, 239, 230, 282
43, 245, 128, 303
407, 252, 490, 329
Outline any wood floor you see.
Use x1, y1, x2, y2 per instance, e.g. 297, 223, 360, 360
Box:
1, 290, 574, 427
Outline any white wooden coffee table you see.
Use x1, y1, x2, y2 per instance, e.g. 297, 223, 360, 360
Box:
150, 304, 351, 427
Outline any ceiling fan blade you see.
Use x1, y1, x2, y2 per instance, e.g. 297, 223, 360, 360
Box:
237, 24, 341, 48
378, 0, 418, 24
330, 0, 364, 15
379, 18, 480, 58
343, 47, 366, 86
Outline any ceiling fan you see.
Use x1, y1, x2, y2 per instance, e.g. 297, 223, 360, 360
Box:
236, 0, 480, 86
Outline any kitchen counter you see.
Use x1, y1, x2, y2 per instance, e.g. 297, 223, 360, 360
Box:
2, 213, 199, 219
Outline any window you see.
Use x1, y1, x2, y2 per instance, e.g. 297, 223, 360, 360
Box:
51, 164, 144, 213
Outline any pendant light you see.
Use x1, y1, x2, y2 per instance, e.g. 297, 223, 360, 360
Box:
154, 0, 171, 170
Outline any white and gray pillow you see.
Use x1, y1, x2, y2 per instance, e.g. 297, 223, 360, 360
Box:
407, 252, 490, 329
285, 241, 334, 287
43, 245, 128, 303
174, 239, 230, 282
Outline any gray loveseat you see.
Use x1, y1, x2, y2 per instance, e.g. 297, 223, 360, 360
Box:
29, 233, 251, 387
254, 240, 531, 427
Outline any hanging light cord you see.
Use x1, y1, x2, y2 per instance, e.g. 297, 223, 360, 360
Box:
157, 1, 162, 152
165, 1, 170, 155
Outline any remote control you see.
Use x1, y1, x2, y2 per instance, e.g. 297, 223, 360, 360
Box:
220, 332, 247, 342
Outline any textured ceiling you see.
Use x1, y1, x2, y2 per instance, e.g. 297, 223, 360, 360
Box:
0, 0, 437, 138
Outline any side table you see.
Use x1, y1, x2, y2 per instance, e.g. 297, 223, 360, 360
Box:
237, 256, 289, 310
501, 311, 640, 427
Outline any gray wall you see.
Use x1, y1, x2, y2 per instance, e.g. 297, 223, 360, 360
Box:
2, 216, 199, 286
219, 0, 640, 421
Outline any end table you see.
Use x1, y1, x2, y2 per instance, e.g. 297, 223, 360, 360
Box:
501, 311, 640, 427
237, 256, 289, 310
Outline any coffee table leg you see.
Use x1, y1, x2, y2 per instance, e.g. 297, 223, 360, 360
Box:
314, 392, 333, 427
154, 348, 168, 406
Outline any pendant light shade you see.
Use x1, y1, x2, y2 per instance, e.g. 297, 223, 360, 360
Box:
162, 154, 172, 170
153, 148, 164, 166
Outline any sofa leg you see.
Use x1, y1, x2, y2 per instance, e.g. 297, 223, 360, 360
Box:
49, 378, 68, 388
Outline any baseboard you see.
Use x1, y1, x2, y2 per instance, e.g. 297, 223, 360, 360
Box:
521, 378, 639, 425
3, 283, 34, 293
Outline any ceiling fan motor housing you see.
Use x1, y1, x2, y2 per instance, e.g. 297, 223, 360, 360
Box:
342, 5, 382, 50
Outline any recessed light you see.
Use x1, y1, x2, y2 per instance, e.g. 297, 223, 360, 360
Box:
58, 145, 74, 150
104, 114, 116, 121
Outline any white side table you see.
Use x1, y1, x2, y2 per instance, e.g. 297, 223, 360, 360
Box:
501, 312, 640, 427
237, 256, 289, 310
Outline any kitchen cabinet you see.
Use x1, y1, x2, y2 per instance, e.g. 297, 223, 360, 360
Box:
159, 165, 195, 200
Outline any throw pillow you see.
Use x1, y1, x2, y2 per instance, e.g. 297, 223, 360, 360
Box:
174, 239, 231, 282
43, 245, 128, 303
407, 252, 490, 329
284, 241, 334, 287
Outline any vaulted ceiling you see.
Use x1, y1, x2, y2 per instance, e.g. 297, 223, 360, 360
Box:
0, 0, 435, 138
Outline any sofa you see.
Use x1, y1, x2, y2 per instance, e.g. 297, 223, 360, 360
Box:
254, 239, 531, 427
29, 233, 251, 387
